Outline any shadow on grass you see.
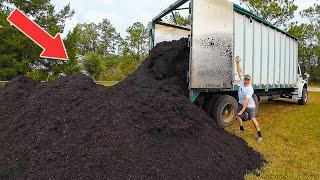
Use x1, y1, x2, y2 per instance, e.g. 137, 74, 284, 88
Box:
260, 99, 298, 106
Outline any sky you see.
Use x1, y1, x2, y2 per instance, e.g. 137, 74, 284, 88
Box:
51, 0, 319, 37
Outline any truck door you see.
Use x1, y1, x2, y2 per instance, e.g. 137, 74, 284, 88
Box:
190, 0, 234, 89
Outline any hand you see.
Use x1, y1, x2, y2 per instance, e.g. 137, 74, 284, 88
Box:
235, 56, 241, 63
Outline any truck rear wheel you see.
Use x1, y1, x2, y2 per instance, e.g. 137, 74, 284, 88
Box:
204, 95, 222, 114
208, 95, 238, 128
298, 88, 308, 105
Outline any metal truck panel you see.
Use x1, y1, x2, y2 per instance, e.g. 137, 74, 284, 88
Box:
293, 39, 298, 84
294, 41, 298, 84
234, 11, 298, 88
268, 28, 275, 85
284, 37, 287, 84
292, 39, 296, 84
190, 0, 233, 88
285, 37, 290, 85
292, 40, 295, 84
234, 13, 245, 83
274, 31, 281, 85
289, 38, 293, 85
153, 23, 190, 46
280, 35, 285, 84
253, 21, 261, 85
261, 25, 268, 84
233, 4, 297, 40
243, 16, 254, 79
288, 38, 291, 85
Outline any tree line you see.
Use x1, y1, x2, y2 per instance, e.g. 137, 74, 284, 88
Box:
0, 0, 148, 82
75, 20, 148, 81
0, 0, 319, 83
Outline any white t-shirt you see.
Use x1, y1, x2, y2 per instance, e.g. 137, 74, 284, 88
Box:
238, 78, 255, 108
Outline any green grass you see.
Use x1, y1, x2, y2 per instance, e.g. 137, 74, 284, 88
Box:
96, 81, 119, 87
309, 84, 320, 88
0, 82, 6, 88
227, 92, 320, 179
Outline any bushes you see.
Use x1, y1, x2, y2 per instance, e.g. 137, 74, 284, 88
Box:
309, 67, 320, 84
0, 82, 6, 88
102, 55, 140, 81
17, 51, 144, 82
82, 52, 106, 80
101, 68, 124, 81
83, 52, 144, 81
0, 68, 16, 81
26, 70, 57, 82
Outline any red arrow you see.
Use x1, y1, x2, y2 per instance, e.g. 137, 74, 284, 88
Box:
7, 8, 69, 61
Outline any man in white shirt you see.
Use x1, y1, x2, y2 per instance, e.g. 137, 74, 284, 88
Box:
235, 56, 262, 143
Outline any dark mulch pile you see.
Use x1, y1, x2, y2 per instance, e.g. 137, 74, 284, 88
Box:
0, 38, 265, 179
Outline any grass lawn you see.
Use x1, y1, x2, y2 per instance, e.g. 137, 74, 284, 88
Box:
309, 84, 320, 88
96, 81, 119, 87
227, 92, 320, 179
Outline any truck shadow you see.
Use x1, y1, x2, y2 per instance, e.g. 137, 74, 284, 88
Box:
259, 99, 298, 106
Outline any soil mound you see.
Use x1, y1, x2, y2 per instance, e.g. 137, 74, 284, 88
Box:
0, 39, 265, 179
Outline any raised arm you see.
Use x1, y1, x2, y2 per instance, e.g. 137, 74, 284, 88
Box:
235, 56, 243, 79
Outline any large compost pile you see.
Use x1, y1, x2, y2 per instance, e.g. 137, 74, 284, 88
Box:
0, 38, 265, 179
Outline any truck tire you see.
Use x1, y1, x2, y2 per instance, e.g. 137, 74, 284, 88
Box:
252, 94, 259, 117
204, 95, 222, 114
208, 95, 238, 128
298, 88, 308, 105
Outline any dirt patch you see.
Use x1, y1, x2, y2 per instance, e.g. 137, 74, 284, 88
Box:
0, 39, 265, 179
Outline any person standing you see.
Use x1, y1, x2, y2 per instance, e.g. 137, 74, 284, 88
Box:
235, 56, 263, 143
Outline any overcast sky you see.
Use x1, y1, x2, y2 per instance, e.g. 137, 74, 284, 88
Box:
51, 0, 319, 37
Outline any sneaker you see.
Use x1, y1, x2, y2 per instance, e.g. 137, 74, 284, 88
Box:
235, 130, 245, 135
257, 136, 263, 143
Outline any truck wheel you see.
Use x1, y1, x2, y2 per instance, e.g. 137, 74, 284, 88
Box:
252, 94, 259, 117
204, 95, 222, 114
208, 95, 238, 128
298, 88, 308, 105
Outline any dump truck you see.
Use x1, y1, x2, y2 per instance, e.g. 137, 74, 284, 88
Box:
149, 0, 308, 128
